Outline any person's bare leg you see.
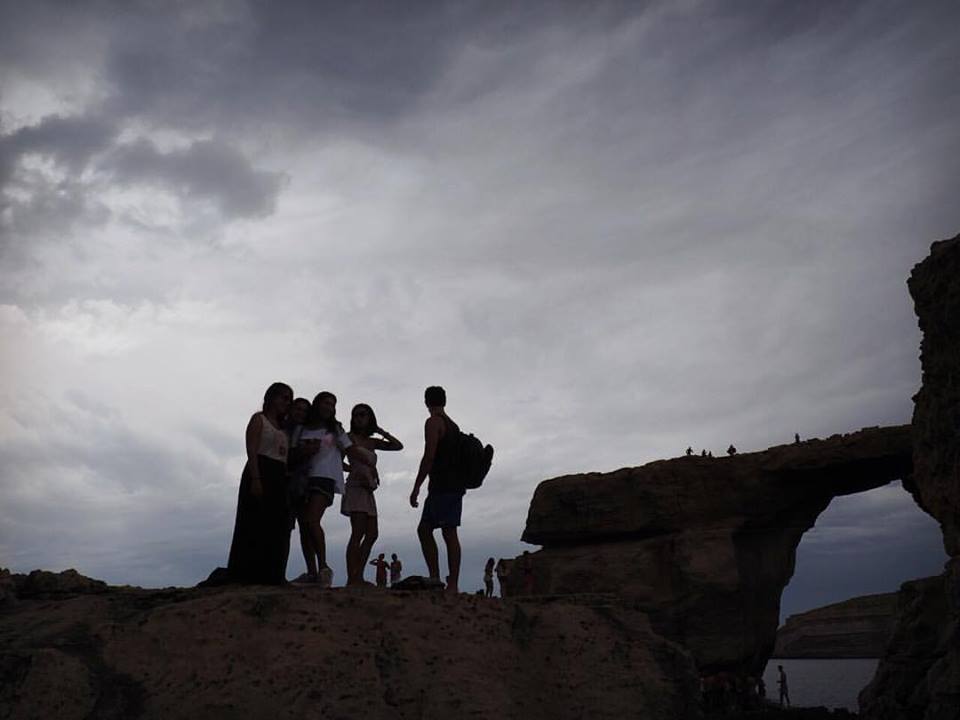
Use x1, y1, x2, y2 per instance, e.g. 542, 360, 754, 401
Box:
346, 513, 366, 585
358, 515, 378, 572
298, 513, 317, 576
417, 523, 440, 580
441, 526, 461, 593
305, 497, 328, 570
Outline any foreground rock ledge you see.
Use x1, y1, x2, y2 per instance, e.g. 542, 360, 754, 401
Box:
0, 572, 699, 720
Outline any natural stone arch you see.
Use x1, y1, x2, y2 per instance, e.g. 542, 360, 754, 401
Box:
510, 424, 913, 675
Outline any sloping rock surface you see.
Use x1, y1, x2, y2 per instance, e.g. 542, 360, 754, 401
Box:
512, 425, 912, 675
773, 592, 898, 658
0, 571, 700, 720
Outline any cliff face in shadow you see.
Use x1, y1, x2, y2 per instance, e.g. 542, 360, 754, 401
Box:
860, 234, 960, 720
512, 425, 913, 675
0, 570, 699, 720
773, 592, 898, 658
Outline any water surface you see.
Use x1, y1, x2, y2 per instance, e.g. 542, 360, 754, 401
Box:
763, 658, 879, 712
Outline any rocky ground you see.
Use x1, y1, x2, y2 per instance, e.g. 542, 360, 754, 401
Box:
0, 569, 699, 720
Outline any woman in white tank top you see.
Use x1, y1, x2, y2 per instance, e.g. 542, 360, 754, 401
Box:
227, 382, 293, 585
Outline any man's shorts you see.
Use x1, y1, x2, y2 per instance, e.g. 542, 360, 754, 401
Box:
419, 491, 464, 530
306, 476, 336, 508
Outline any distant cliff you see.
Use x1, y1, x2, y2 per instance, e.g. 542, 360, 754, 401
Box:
773, 592, 898, 658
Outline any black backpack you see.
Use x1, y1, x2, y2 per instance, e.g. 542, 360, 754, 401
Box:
453, 430, 494, 490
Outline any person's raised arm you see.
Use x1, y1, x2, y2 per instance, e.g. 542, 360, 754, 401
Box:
373, 427, 403, 452
245, 413, 264, 498
409, 416, 441, 507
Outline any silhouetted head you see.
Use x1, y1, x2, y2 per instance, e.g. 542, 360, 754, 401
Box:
290, 397, 311, 426
262, 382, 293, 416
350, 403, 378, 436
307, 391, 340, 432
424, 386, 446, 408
391, 553, 397, 561
378, 553, 385, 560
778, 665, 783, 671
485, 557, 495, 569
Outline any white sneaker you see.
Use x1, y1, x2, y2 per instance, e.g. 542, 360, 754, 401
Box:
319, 566, 333, 589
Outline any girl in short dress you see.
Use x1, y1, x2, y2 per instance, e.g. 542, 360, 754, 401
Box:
342, 403, 402, 586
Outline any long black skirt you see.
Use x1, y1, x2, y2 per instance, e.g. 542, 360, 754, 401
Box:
227, 455, 291, 585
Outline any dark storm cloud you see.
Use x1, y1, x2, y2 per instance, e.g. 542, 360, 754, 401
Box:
0, 114, 116, 183
103, 138, 286, 219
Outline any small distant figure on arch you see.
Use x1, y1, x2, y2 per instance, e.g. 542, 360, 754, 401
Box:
707, 451, 713, 458
686, 446, 693, 456
794, 433, 801, 444
701, 449, 707, 457
727, 445, 737, 456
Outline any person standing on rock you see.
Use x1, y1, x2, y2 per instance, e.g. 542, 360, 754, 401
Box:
341, 403, 403, 587
370, 553, 389, 588
410, 385, 466, 593
292, 392, 366, 588
777, 665, 790, 707
227, 382, 294, 585
389, 553, 402, 586
483, 558, 495, 597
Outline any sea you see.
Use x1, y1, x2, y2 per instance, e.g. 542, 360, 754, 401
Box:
763, 659, 880, 712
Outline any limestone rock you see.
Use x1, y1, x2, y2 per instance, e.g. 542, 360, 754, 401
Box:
0, 581, 700, 720
14, 569, 108, 598
907, 232, 960, 557
513, 425, 912, 675
859, 568, 959, 720
773, 592, 898, 658
862, 234, 960, 720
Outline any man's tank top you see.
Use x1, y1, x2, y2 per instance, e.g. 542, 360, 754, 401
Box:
428, 415, 462, 493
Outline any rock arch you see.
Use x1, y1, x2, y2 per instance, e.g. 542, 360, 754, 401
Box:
510, 424, 913, 674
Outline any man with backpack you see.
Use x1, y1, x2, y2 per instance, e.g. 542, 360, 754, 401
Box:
409, 386, 492, 594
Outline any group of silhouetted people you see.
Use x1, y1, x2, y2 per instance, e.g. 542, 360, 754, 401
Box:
701, 666, 789, 715
225, 383, 475, 592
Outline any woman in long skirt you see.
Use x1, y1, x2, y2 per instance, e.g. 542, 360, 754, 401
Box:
227, 382, 293, 585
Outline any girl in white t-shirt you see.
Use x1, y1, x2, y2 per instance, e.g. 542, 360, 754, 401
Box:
291, 391, 365, 588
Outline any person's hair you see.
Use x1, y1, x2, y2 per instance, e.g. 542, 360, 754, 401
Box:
307, 391, 342, 433
485, 557, 495, 569
262, 382, 293, 413
283, 397, 313, 431
391, 553, 397, 560
349, 403, 379, 437
424, 386, 446, 408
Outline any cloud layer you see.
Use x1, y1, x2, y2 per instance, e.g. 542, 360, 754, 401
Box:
0, 1, 955, 611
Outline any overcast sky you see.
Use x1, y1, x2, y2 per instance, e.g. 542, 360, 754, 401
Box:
1, 0, 956, 618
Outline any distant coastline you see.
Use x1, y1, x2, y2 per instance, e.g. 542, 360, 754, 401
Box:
773, 592, 898, 659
